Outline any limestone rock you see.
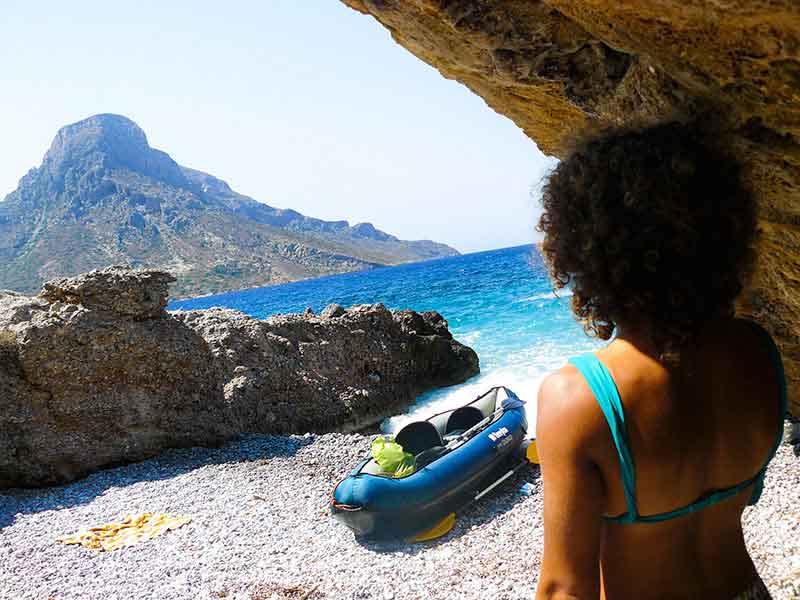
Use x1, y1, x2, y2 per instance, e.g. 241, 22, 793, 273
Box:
174, 303, 479, 434
321, 303, 346, 319
0, 267, 479, 487
39, 266, 175, 319
341, 0, 800, 414
0, 271, 231, 488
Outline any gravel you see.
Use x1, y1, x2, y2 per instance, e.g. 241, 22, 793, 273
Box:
1, 434, 797, 600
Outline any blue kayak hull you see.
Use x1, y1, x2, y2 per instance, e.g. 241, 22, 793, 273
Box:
331, 388, 528, 539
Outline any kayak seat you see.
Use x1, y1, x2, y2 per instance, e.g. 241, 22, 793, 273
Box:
445, 406, 484, 435
415, 445, 449, 468
395, 421, 444, 456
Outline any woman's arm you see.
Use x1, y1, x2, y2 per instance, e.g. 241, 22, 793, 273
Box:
535, 370, 606, 600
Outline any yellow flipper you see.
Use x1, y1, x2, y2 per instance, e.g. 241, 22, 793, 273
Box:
408, 512, 456, 543
526, 439, 540, 464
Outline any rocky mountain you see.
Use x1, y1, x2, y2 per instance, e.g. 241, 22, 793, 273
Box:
0, 114, 458, 297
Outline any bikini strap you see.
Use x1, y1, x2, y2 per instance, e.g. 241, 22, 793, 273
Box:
568, 324, 785, 523
738, 319, 788, 505
569, 354, 639, 522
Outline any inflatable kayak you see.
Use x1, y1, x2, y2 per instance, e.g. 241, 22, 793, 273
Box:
331, 386, 533, 540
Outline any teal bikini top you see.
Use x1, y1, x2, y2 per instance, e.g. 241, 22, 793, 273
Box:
568, 320, 787, 524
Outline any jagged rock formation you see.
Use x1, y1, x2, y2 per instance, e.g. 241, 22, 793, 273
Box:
40, 266, 175, 319
0, 273, 233, 488
341, 0, 800, 415
0, 267, 478, 488
0, 114, 458, 298
174, 304, 478, 434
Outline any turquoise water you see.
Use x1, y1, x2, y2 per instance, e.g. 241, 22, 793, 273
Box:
170, 245, 602, 433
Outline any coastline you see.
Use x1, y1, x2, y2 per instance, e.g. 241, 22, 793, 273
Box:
167, 244, 535, 309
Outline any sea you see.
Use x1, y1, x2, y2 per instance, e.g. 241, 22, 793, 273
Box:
169, 244, 603, 435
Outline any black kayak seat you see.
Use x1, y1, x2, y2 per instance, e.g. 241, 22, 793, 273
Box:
415, 445, 449, 468
395, 421, 444, 456
445, 405, 484, 435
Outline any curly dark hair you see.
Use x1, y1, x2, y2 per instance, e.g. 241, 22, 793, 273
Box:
537, 122, 756, 359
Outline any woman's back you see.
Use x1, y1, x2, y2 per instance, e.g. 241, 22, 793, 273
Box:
533, 123, 775, 599
589, 319, 783, 598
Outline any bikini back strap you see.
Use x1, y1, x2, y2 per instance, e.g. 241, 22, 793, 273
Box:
739, 319, 788, 505
569, 354, 639, 522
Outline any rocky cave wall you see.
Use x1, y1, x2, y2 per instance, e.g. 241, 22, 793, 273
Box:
341, 0, 800, 415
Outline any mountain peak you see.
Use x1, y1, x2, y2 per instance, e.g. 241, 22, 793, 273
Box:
350, 222, 395, 242
42, 113, 185, 185
46, 114, 148, 161
0, 115, 459, 297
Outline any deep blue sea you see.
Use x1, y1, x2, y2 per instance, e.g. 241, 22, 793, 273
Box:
170, 245, 602, 434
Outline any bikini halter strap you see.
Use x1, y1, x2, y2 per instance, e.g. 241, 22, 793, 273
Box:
568, 354, 639, 522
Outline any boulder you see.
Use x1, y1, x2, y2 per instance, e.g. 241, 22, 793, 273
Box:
0, 268, 479, 487
39, 265, 175, 319
321, 303, 346, 319
174, 303, 479, 433
0, 275, 231, 488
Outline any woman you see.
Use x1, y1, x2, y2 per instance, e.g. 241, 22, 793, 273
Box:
534, 124, 785, 600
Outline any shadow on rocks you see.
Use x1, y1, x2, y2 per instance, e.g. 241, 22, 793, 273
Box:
355, 464, 541, 555
0, 434, 315, 530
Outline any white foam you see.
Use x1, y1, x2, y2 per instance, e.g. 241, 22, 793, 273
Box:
383, 368, 547, 439
383, 333, 602, 440
519, 289, 573, 302
455, 330, 482, 346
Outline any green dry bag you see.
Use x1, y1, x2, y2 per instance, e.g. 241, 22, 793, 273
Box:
371, 436, 416, 478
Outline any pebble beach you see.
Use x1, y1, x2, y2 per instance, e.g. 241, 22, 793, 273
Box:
1, 434, 798, 600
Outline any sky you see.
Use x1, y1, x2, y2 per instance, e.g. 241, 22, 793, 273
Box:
0, 1, 556, 253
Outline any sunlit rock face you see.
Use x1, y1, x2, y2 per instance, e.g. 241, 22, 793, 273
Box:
0, 267, 479, 488
342, 0, 800, 415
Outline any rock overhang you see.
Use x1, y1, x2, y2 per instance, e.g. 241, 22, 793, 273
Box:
340, 0, 800, 415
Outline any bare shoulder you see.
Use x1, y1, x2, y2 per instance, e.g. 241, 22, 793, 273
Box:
691, 318, 783, 441
700, 317, 771, 350
697, 317, 780, 375
536, 364, 608, 455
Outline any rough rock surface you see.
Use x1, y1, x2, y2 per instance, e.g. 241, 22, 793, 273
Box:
40, 266, 175, 319
0, 269, 234, 488
174, 304, 479, 434
0, 268, 478, 488
340, 0, 800, 415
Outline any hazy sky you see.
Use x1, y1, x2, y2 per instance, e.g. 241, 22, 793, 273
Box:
1, 1, 556, 253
